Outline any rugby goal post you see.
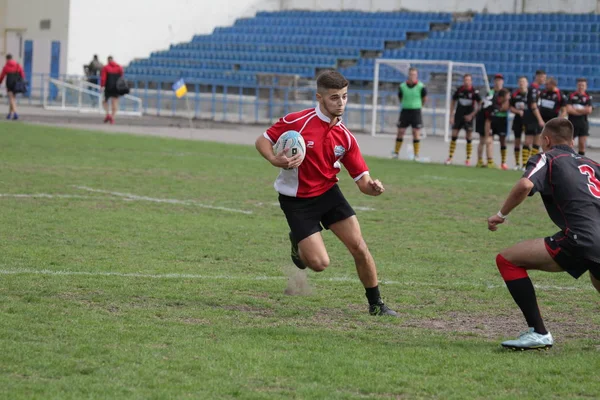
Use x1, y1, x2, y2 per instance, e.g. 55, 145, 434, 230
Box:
370, 59, 490, 142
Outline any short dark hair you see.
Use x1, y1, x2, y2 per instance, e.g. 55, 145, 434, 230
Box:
577, 77, 587, 83
546, 77, 557, 86
316, 70, 349, 91
518, 76, 528, 81
543, 118, 573, 143
6, 54, 12, 60
535, 69, 546, 76
497, 88, 510, 98
108, 55, 113, 61
463, 73, 472, 79
408, 67, 417, 73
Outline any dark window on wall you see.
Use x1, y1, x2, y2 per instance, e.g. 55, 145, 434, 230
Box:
40, 20, 51, 30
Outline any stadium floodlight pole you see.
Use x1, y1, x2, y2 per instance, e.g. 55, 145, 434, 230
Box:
370, 59, 380, 137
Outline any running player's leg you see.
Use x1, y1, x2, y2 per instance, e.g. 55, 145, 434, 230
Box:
297, 232, 330, 272
8, 91, 16, 116
329, 215, 396, 316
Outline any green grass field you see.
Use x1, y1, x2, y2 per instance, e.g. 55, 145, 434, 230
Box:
0, 122, 598, 399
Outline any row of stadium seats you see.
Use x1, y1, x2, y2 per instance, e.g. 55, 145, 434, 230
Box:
474, 13, 600, 22
127, 64, 314, 79
234, 17, 434, 29
167, 43, 361, 57
430, 30, 600, 42
213, 26, 417, 37
255, 10, 452, 22
453, 21, 600, 32
406, 39, 599, 54
143, 51, 337, 66
192, 34, 387, 50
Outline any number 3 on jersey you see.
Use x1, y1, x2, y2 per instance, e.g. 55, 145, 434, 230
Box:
578, 165, 600, 198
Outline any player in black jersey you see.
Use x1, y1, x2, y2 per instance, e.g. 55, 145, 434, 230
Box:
476, 74, 504, 168
483, 88, 510, 169
538, 77, 567, 122
445, 74, 481, 166
488, 118, 600, 350
567, 78, 593, 156
509, 77, 529, 170
521, 70, 546, 169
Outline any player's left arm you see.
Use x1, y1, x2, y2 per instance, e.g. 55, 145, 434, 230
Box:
421, 86, 427, 106
586, 96, 593, 115
559, 91, 568, 118
341, 133, 383, 196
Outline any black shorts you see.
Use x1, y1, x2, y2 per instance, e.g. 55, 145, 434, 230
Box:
104, 89, 119, 101
491, 117, 508, 137
278, 184, 355, 242
397, 109, 423, 129
525, 122, 542, 136
572, 122, 590, 137
512, 119, 525, 140
545, 231, 600, 280
452, 116, 474, 132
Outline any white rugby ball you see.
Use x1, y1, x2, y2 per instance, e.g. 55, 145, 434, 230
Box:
273, 130, 306, 164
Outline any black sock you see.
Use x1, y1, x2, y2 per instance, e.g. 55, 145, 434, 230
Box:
365, 286, 382, 306
505, 277, 548, 335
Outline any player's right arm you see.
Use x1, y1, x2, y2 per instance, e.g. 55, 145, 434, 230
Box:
0, 66, 6, 85
488, 153, 547, 231
528, 89, 545, 127
255, 135, 302, 169
509, 93, 524, 117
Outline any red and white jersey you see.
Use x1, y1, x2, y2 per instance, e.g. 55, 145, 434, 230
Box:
264, 105, 369, 198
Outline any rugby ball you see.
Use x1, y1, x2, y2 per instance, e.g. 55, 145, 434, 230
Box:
273, 130, 306, 163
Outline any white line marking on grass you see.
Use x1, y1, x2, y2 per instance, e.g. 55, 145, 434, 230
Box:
74, 186, 253, 215
423, 175, 514, 187
0, 268, 587, 291
0, 193, 97, 200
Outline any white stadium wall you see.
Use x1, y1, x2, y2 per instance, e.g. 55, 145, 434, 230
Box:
281, 0, 599, 13
66, 0, 280, 75
0, 0, 70, 77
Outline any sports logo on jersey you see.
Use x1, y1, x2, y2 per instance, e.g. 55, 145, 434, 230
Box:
334, 145, 346, 158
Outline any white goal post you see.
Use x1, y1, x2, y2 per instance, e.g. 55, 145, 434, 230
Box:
370, 59, 490, 142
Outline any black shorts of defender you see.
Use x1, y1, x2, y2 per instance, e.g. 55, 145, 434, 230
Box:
545, 231, 600, 280
512, 120, 525, 140
573, 122, 590, 137
279, 184, 356, 243
104, 89, 119, 102
397, 109, 423, 129
452, 117, 474, 132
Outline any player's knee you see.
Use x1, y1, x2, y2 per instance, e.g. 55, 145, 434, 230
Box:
305, 255, 330, 272
347, 238, 369, 260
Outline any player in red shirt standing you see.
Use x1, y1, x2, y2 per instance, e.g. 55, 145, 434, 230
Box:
255, 71, 397, 316
100, 56, 124, 124
0, 54, 25, 120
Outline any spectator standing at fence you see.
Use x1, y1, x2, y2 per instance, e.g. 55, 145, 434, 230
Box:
100, 56, 124, 124
0, 54, 25, 121
84, 55, 103, 85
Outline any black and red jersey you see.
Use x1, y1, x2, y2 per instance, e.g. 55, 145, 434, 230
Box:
452, 85, 481, 117
538, 88, 566, 122
510, 89, 528, 125
525, 145, 600, 262
568, 91, 593, 125
524, 82, 541, 123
